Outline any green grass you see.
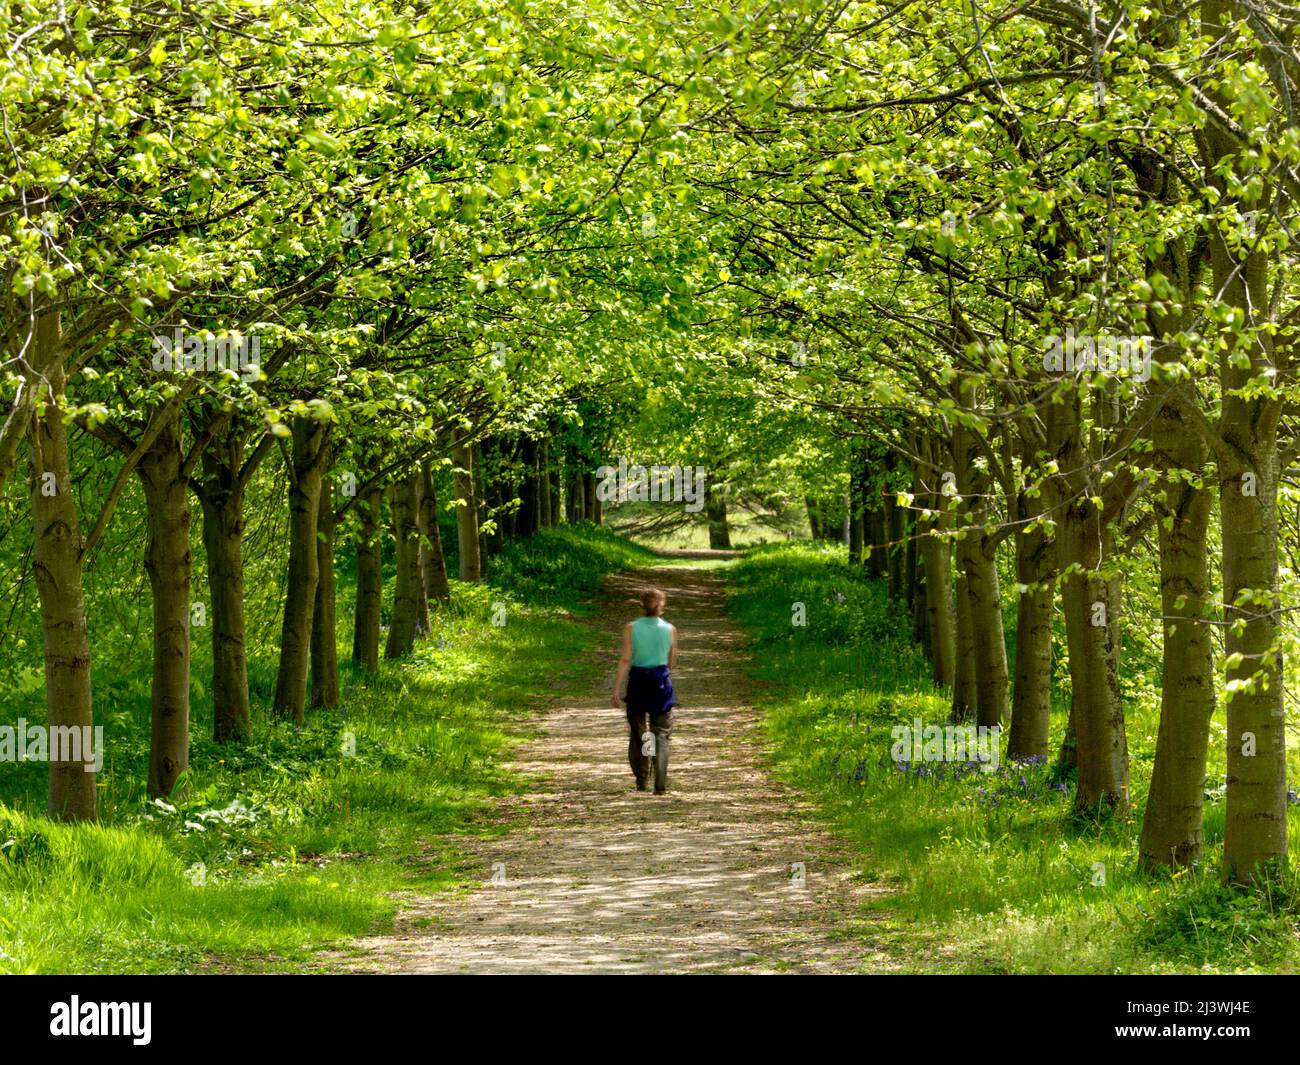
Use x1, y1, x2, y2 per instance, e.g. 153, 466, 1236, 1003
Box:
12, 526, 1295, 974
0, 525, 634, 974
726, 541, 1300, 974
489, 521, 660, 609
606, 501, 805, 552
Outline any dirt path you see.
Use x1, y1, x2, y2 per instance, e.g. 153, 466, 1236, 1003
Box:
339, 564, 892, 974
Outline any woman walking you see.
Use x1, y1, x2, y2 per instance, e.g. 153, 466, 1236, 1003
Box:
611, 587, 678, 794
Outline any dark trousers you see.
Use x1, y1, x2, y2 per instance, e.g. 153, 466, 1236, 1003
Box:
627, 710, 673, 792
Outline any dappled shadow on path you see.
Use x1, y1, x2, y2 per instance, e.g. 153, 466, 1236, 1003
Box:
332, 565, 893, 974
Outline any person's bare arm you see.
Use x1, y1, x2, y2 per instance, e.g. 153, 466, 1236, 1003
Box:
611, 623, 632, 708
668, 624, 678, 670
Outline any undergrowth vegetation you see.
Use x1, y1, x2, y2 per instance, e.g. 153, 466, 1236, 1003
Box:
0, 525, 630, 973
726, 543, 1300, 974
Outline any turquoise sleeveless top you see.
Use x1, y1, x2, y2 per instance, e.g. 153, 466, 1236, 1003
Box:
630, 616, 673, 667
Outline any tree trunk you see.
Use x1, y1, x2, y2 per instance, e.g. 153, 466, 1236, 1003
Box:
412, 458, 431, 633
1202, 0, 1286, 883
1056, 499, 1128, 813
137, 403, 192, 798
474, 442, 490, 567
964, 532, 1009, 729
919, 440, 955, 688
386, 471, 421, 658
453, 433, 481, 581
582, 473, 595, 527
1120, 138, 1218, 869
567, 465, 583, 522
867, 508, 887, 578
1046, 378, 1128, 814
706, 483, 733, 549
310, 479, 340, 709
2, 297, 60, 500
920, 532, 954, 688
1007, 518, 1053, 761
27, 343, 97, 822
1219, 445, 1286, 881
272, 418, 327, 723
904, 494, 920, 617
198, 436, 251, 742
537, 438, 552, 528
848, 456, 865, 565
805, 496, 822, 540
413, 473, 434, 631
885, 491, 904, 600
548, 436, 562, 527
1140, 462, 1214, 870
951, 568, 977, 721
417, 462, 451, 604
848, 510, 865, 566
949, 414, 1009, 729
351, 486, 382, 672
517, 437, 539, 535
484, 440, 508, 552
911, 537, 929, 653
909, 559, 930, 657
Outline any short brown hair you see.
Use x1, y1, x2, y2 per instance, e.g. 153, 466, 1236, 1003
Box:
641, 588, 666, 616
